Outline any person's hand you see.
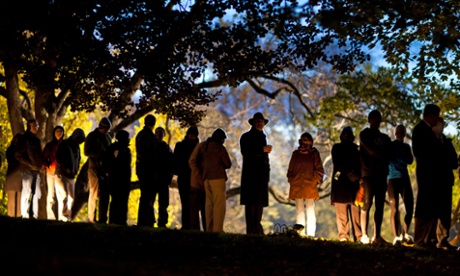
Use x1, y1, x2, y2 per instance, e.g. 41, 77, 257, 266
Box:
263, 145, 272, 153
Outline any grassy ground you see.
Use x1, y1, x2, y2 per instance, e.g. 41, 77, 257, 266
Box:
1, 215, 458, 276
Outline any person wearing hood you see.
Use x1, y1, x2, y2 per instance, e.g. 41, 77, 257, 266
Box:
43, 125, 65, 220
240, 112, 272, 235
287, 132, 324, 238
189, 128, 232, 232
55, 128, 86, 221
330, 126, 362, 242
103, 130, 132, 225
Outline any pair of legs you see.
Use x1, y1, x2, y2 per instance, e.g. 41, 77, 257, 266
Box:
190, 187, 206, 231
360, 176, 387, 241
335, 203, 362, 241
295, 198, 316, 237
388, 177, 414, 238
204, 179, 226, 232
177, 175, 191, 230
245, 204, 264, 235
88, 167, 109, 223
55, 175, 75, 221
20, 171, 41, 219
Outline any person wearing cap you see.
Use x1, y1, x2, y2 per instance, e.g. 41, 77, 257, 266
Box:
359, 110, 393, 244
189, 128, 232, 232
173, 125, 200, 230
84, 117, 112, 223
55, 128, 86, 221
135, 114, 161, 227
239, 112, 272, 235
103, 130, 132, 225
42, 125, 65, 220
330, 126, 362, 242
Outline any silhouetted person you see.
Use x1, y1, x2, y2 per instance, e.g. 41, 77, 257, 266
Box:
104, 130, 132, 225
155, 127, 174, 227
136, 114, 160, 227
331, 126, 362, 242
359, 110, 392, 244
388, 125, 414, 246
240, 112, 272, 235
173, 126, 199, 230
85, 117, 112, 223
15, 119, 44, 219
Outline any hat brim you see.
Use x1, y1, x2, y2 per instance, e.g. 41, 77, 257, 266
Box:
248, 118, 269, 125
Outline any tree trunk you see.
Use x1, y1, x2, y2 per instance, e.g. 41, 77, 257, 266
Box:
4, 63, 24, 135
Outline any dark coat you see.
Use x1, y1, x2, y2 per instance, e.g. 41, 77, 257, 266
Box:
158, 140, 174, 186
135, 126, 159, 178
104, 141, 132, 194
412, 120, 443, 218
330, 141, 361, 204
55, 138, 81, 179
359, 127, 392, 177
84, 128, 112, 170
15, 130, 43, 173
5, 137, 22, 192
240, 127, 270, 206
173, 136, 199, 186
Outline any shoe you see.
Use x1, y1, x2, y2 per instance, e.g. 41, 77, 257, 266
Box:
360, 235, 370, 244
371, 236, 390, 245
436, 242, 458, 251
393, 236, 403, 246
339, 238, 348, 242
403, 234, 414, 246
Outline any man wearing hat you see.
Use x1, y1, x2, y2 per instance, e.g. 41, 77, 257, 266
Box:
240, 112, 272, 235
84, 117, 112, 223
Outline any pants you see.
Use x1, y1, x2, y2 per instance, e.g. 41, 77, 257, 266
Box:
360, 176, 387, 238
55, 175, 75, 221
335, 203, 362, 241
109, 180, 130, 225
88, 167, 109, 223
388, 177, 414, 237
295, 198, 316, 237
7, 191, 21, 217
156, 181, 170, 227
137, 173, 158, 227
46, 173, 58, 220
177, 175, 191, 230
204, 179, 226, 233
20, 171, 41, 219
245, 204, 264, 235
190, 188, 206, 231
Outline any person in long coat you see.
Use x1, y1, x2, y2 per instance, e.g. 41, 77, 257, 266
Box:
330, 126, 362, 242
411, 104, 455, 249
240, 112, 272, 235
5, 133, 23, 217
287, 132, 324, 237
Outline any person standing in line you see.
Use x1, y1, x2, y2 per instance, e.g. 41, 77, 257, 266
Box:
42, 126, 65, 220
359, 110, 393, 244
5, 133, 23, 217
189, 128, 232, 233
136, 114, 160, 227
15, 119, 44, 219
388, 125, 415, 246
240, 112, 272, 235
330, 126, 362, 242
188, 144, 206, 232
84, 117, 112, 223
104, 130, 132, 225
431, 117, 458, 250
173, 126, 199, 230
287, 132, 324, 238
54, 128, 86, 221
155, 126, 174, 228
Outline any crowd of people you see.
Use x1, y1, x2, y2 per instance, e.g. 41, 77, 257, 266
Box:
0, 105, 458, 251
